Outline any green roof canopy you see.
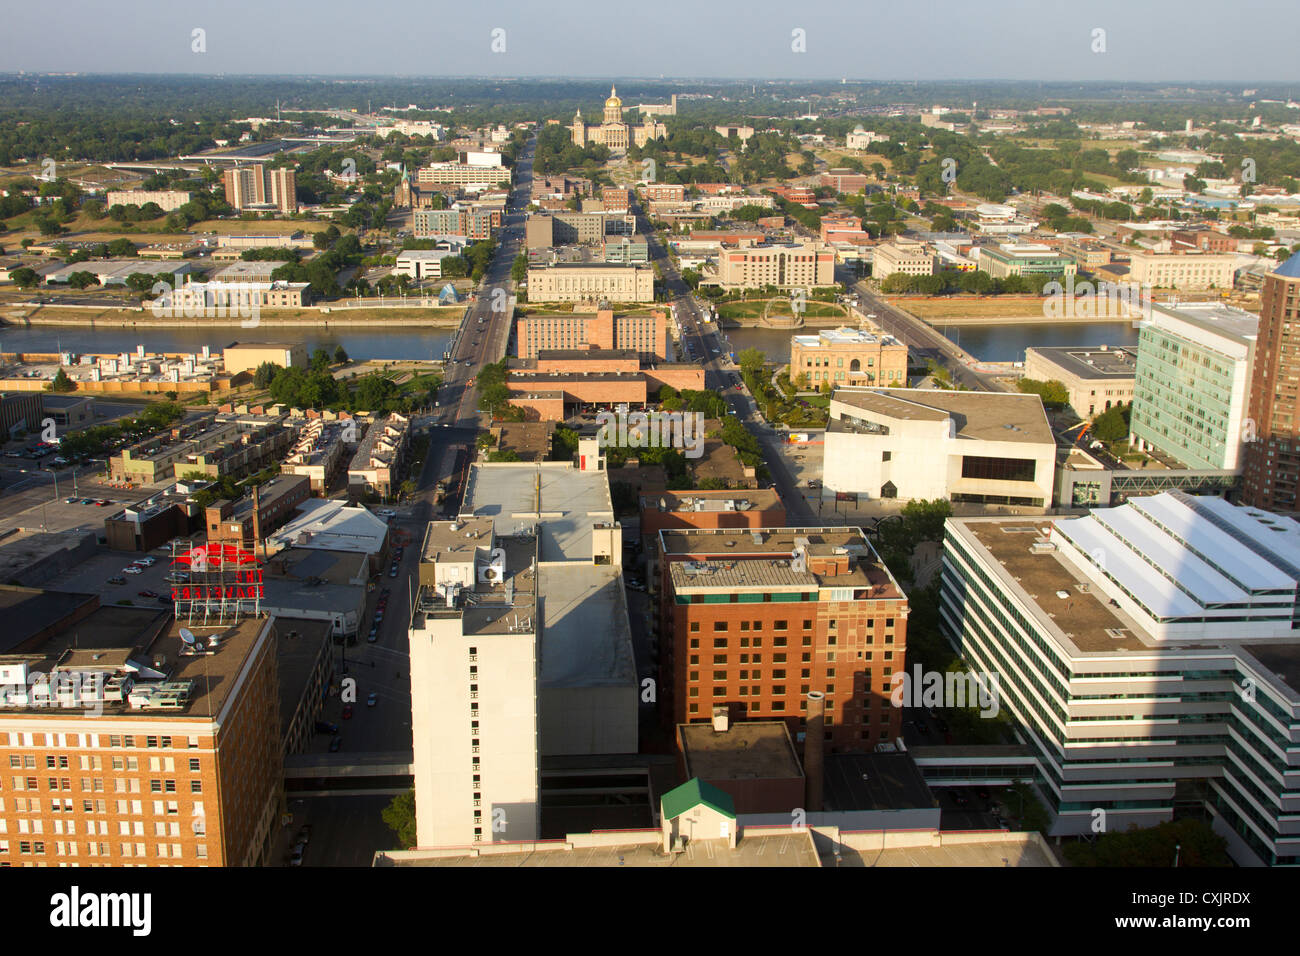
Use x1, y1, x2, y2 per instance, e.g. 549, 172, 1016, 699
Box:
660, 777, 736, 821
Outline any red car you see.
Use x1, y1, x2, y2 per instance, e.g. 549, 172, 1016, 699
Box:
342, 704, 353, 719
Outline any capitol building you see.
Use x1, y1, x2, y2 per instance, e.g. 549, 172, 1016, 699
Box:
571, 86, 666, 152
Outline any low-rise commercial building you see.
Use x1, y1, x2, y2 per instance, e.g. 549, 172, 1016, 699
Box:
525, 263, 654, 304
711, 242, 836, 291
204, 474, 311, 552
822, 388, 1057, 507
790, 327, 908, 389
223, 342, 308, 377
872, 240, 934, 279
1127, 251, 1237, 290
1022, 345, 1137, 419
106, 190, 193, 212
979, 243, 1077, 279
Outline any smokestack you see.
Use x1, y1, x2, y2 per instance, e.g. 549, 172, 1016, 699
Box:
251, 482, 264, 561
804, 691, 825, 812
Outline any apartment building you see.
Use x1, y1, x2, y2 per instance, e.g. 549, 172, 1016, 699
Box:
1243, 252, 1300, 511
413, 205, 500, 241
408, 463, 635, 847
790, 327, 909, 388
347, 414, 410, 498
223, 166, 297, 215
871, 240, 934, 279
712, 242, 836, 291
1023, 345, 1137, 419
0, 609, 283, 867
656, 526, 908, 751
822, 388, 1057, 507
515, 309, 668, 360
110, 413, 296, 485
940, 493, 1300, 865
525, 263, 654, 304
601, 188, 632, 214
1130, 301, 1258, 471
106, 190, 193, 213
415, 163, 511, 188
1127, 251, 1237, 291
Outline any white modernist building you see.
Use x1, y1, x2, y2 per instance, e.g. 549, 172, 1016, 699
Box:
941, 491, 1300, 865
822, 388, 1057, 508
408, 462, 637, 849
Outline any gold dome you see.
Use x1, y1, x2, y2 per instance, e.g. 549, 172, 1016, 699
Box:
604, 85, 622, 110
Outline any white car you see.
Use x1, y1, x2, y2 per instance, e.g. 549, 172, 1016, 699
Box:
135, 556, 157, 567
375, 509, 396, 518
123, 566, 143, 575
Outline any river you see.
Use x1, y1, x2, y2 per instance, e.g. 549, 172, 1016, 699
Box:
0, 325, 458, 361
724, 321, 1140, 364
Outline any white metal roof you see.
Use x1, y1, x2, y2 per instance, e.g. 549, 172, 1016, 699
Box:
1055, 515, 1203, 619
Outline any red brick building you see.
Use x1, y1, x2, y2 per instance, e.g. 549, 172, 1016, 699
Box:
515, 309, 669, 361
601, 187, 632, 214
657, 527, 908, 751
1171, 229, 1235, 254
1242, 252, 1300, 510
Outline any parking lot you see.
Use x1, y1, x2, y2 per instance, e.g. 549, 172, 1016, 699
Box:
41, 541, 197, 606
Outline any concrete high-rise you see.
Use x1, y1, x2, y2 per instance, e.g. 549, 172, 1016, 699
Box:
223, 165, 298, 215
1242, 252, 1300, 511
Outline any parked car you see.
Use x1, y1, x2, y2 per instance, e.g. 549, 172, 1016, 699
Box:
375, 509, 396, 518
389, 565, 399, 577
342, 704, 353, 719
137, 590, 158, 598
107, 576, 126, 585
367, 692, 378, 707
136, 556, 157, 567
314, 720, 339, 735
123, 566, 143, 575
289, 845, 305, 866
368, 627, 378, 642
64, 496, 78, 504
328, 737, 342, 753
297, 825, 312, 846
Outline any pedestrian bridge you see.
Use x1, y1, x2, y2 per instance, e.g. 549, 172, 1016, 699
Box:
908, 745, 1039, 786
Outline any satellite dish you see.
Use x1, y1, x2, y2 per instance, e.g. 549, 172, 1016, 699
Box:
179, 628, 197, 647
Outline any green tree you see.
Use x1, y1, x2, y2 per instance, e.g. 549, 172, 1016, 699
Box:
66, 271, 100, 290
511, 254, 527, 283
310, 348, 332, 371
487, 449, 521, 462
9, 267, 39, 289
47, 369, 77, 392
1091, 403, 1130, 443
1016, 378, 1070, 409
333, 345, 349, 364
738, 348, 766, 375
1064, 818, 1230, 868
381, 790, 418, 849
253, 362, 281, 390
551, 427, 580, 462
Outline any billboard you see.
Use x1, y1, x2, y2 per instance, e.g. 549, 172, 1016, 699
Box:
170, 542, 263, 624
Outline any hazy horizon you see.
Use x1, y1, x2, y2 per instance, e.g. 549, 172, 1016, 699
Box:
2, 0, 1297, 84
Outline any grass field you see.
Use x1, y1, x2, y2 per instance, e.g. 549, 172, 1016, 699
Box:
885, 297, 1049, 319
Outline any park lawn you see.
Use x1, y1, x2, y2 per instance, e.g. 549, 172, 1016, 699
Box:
885, 297, 1048, 319
718, 299, 846, 321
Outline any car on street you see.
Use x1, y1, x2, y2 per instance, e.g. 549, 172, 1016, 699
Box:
367, 692, 378, 707
297, 825, 312, 846
79, 498, 96, 505
328, 737, 342, 753
137, 589, 158, 598
64, 496, 78, 504
123, 566, 143, 575
375, 509, 396, 518
342, 704, 353, 719
289, 845, 304, 866
315, 720, 339, 735
389, 564, 399, 577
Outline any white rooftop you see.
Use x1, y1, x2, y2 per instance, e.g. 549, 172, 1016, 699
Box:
267, 498, 389, 555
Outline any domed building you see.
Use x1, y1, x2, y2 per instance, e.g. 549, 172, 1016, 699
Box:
571, 86, 666, 153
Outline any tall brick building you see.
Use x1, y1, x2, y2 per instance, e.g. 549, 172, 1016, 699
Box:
1242, 252, 1300, 511
0, 613, 283, 866
516, 309, 668, 360
657, 527, 908, 751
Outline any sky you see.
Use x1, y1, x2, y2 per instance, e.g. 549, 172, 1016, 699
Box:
1, 0, 1298, 83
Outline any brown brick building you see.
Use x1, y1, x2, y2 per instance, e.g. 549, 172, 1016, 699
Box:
515, 309, 668, 360
505, 348, 706, 421
0, 613, 283, 866
205, 474, 310, 552
657, 527, 908, 752
1242, 252, 1300, 510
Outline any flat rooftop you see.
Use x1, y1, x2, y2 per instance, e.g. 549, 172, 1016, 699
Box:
273, 618, 334, 740
832, 388, 1053, 445
793, 326, 903, 349
1148, 301, 1259, 344
1025, 345, 1138, 379
538, 562, 634, 686
377, 830, 821, 867
960, 519, 1151, 654
0, 586, 98, 655
422, 515, 495, 563
660, 527, 904, 599
1240, 643, 1300, 700
640, 488, 784, 514
679, 721, 804, 781
822, 752, 936, 812
460, 463, 614, 563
